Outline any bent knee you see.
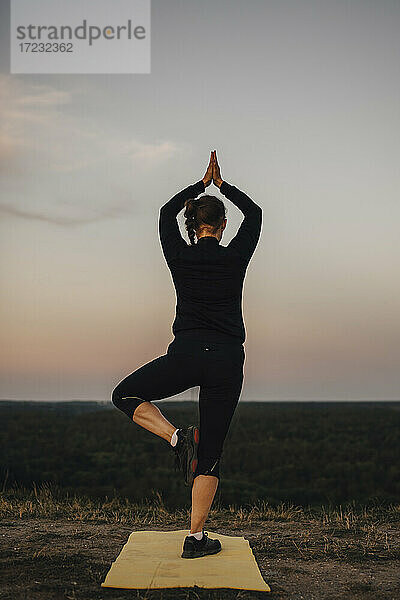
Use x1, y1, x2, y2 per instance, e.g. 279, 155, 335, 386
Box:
111, 388, 147, 419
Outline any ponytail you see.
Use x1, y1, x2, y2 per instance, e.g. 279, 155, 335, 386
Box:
184, 198, 198, 245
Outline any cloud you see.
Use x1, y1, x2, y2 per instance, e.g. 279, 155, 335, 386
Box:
0, 198, 129, 226
0, 132, 21, 162
0, 75, 184, 225
17, 88, 71, 107
129, 140, 181, 162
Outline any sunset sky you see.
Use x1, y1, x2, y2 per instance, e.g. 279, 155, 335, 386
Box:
0, 0, 399, 402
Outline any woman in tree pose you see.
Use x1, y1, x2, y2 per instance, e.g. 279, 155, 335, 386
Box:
112, 150, 262, 558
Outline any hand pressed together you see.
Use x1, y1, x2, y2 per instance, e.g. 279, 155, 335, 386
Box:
202, 150, 223, 188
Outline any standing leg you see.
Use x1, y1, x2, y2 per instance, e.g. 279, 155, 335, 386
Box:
190, 475, 219, 534
190, 344, 245, 533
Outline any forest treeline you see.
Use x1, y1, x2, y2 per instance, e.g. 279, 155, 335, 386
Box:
1, 400, 399, 509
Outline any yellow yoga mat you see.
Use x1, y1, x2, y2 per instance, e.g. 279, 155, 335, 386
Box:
101, 529, 270, 592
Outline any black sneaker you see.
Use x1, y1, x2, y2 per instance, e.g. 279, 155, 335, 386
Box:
173, 425, 199, 487
181, 530, 222, 558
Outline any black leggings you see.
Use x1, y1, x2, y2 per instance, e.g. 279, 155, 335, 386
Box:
111, 336, 245, 480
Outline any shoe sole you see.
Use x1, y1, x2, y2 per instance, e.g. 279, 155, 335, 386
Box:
181, 546, 222, 559
185, 426, 200, 487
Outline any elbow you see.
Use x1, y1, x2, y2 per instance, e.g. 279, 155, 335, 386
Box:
254, 204, 262, 225
245, 203, 262, 217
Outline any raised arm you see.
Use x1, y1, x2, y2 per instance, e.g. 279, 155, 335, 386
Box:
220, 181, 262, 263
159, 180, 205, 263
212, 150, 262, 264
159, 153, 214, 263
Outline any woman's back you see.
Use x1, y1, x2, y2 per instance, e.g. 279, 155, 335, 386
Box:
159, 179, 262, 344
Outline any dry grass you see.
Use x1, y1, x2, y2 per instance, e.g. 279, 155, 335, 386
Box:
1, 481, 399, 531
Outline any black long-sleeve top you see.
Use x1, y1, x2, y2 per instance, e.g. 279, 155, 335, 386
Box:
159, 179, 262, 345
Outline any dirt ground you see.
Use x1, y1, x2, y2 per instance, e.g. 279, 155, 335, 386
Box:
0, 519, 399, 600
